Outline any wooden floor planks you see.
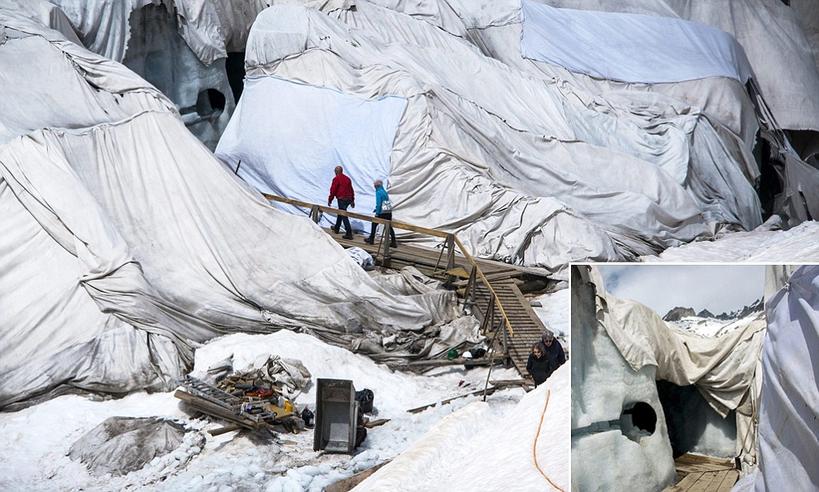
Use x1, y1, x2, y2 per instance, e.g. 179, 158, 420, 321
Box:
666, 454, 739, 492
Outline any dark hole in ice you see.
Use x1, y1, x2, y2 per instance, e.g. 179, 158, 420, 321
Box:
620, 401, 657, 442
196, 88, 226, 118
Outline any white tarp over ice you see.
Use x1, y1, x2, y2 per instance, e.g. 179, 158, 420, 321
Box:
0, 4, 457, 409
217, 1, 774, 271
46, 0, 225, 64
216, 76, 407, 231
600, 293, 766, 418
45, 0, 239, 148
753, 265, 819, 491
521, 1, 753, 84
542, 0, 819, 147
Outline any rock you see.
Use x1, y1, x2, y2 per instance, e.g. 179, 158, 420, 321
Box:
662, 306, 696, 321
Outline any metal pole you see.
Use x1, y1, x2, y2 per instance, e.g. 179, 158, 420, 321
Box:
446, 234, 456, 271
481, 310, 503, 402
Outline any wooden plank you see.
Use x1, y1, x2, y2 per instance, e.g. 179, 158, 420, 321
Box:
675, 453, 735, 475
670, 472, 701, 491
363, 418, 390, 429
406, 387, 497, 413
715, 470, 739, 492
398, 356, 506, 368
266, 193, 449, 238
688, 471, 719, 492
324, 461, 390, 492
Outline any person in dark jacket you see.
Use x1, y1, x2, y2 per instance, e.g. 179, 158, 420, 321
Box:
328, 166, 355, 240
527, 330, 566, 386
364, 179, 397, 247
527, 342, 550, 387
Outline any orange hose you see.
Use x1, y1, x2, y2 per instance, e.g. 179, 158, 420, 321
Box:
533, 388, 566, 492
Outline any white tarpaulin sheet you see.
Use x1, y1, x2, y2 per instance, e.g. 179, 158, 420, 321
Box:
753, 265, 819, 491
47, 0, 226, 65
597, 284, 766, 418
216, 76, 407, 231
521, 0, 753, 84
217, 1, 775, 271
541, 0, 819, 147
0, 4, 457, 409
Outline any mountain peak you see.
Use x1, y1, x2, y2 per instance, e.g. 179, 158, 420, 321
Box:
697, 309, 715, 318
662, 306, 696, 321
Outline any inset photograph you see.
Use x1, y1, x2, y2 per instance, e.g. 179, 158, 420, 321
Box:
570, 264, 818, 492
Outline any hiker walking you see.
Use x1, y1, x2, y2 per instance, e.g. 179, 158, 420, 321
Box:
364, 179, 397, 247
328, 165, 355, 240
527, 331, 565, 386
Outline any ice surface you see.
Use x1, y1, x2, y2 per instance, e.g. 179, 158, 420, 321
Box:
657, 381, 737, 458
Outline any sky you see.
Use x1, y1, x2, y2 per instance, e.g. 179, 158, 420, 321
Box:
598, 265, 765, 316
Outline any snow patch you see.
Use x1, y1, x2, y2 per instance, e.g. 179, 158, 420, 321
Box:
646, 221, 819, 262
0, 330, 523, 491
356, 363, 570, 491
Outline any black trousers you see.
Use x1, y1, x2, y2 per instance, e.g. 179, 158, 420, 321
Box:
369, 212, 397, 245
334, 199, 353, 234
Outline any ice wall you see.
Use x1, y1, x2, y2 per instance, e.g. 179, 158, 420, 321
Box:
570, 267, 676, 491
122, 3, 234, 149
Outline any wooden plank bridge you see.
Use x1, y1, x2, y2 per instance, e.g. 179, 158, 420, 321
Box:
263, 193, 552, 377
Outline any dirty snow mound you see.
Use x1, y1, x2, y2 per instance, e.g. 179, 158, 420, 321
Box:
68, 417, 203, 476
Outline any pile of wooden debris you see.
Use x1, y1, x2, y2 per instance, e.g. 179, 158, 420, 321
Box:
175, 356, 314, 436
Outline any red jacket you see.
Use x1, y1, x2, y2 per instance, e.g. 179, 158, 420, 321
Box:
329, 173, 355, 203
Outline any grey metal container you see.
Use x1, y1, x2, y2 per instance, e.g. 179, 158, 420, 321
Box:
313, 378, 359, 454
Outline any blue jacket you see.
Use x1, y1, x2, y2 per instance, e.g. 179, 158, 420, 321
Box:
374, 186, 390, 215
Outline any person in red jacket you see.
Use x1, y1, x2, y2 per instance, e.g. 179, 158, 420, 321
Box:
328, 166, 355, 239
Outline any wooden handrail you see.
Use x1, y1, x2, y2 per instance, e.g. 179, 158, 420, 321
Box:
262, 193, 449, 238
262, 193, 514, 336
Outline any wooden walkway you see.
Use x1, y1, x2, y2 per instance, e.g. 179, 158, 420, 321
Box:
665, 454, 739, 492
263, 193, 551, 377
332, 232, 522, 281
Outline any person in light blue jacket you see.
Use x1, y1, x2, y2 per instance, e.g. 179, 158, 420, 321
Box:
364, 179, 397, 247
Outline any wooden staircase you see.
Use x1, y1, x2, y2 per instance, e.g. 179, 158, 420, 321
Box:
262, 193, 551, 378
472, 280, 546, 375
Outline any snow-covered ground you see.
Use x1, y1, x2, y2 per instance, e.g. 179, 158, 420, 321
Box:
532, 288, 570, 342
644, 221, 819, 262
0, 330, 523, 491
355, 363, 569, 491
